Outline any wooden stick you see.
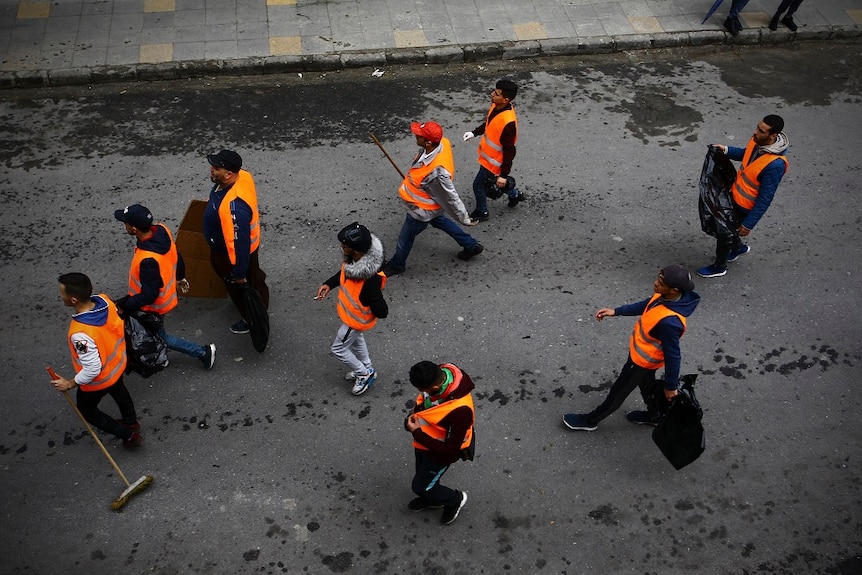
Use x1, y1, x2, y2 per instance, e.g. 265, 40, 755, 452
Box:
370, 133, 405, 179
47, 367, 130, 486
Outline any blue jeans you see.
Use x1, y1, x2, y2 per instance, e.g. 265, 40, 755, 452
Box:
387, 214, 478, 272
472, 166, 519, 214
158, 325, 205, 359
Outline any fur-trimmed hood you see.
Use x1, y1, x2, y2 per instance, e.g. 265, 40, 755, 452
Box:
342, 234, 384, 280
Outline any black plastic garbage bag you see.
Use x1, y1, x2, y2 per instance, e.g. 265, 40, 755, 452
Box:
124, 311, 168, 378
652, 374, 705, 470
698, 146, 738, 238
242, 285, 269, 353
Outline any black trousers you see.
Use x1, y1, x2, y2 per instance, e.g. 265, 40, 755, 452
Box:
713, 204, 749, 268
210, 248, 270, 319
586, 357, 664, 426
75, 377, 136, 440
774, 0, 804, 17
412, 450, 462, 508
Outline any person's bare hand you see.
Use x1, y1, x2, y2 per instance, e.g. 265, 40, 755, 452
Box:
595, 308, 615, 321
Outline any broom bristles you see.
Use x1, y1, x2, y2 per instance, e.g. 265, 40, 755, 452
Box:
111, 474, 154, 510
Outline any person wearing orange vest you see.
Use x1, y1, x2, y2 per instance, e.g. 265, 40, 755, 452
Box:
114, 204, 215, 370
563, 265, 700, 431
405, 360, 475, 525
380, 121, 482, 276
51, 273, 143, 449
203, 149, 270, 334
463, 79, 524, 221
698, 115, 789, 278
316, 223, 388, 396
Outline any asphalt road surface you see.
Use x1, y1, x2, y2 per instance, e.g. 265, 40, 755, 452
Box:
1, 39, 860, 575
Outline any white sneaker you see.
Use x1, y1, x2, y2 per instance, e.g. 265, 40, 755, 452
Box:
351, 369, 377, 396
345, 371, 356, 381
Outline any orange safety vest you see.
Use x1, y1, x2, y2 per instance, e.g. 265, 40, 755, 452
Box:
68, 294, 127, 391
336, 267, 386, 331
628, 293, 687, 370
731, 138, 789, 210
218, 169, 261, 265
477, 104, 518, 175
398, 138, 455, 211
128, 223, 179, 315
412, 364, 474, 451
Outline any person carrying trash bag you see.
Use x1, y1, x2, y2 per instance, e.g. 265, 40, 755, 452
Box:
697, 115, 789, 278
652, 374, 706, 470
562, 265, 700, 432
114, 204, 216, 370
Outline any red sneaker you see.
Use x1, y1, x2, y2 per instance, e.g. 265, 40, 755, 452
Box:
122, 432, 143, 449
116, 419, 141, 433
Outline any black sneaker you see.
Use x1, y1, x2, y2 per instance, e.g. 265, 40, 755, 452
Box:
507, 191, 524, 208
562, 413, 597, 431
782, 16, 797, 32
456, 244, 484, 261
768, 14, 779, 31
441, 491, 468, 525
230, 319, 250, 334
626, 410, 662, 426
469, 209, 489, 222
724, 16, 740, 36
407, 497, 444, 512
201, 343, 216, 369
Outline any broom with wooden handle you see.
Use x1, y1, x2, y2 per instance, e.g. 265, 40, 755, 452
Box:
47, 367, 153, 510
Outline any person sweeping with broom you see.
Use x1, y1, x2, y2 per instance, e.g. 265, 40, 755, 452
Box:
51, 272, 143, 449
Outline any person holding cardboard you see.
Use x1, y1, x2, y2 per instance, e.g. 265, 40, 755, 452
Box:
203, 149, 270, 334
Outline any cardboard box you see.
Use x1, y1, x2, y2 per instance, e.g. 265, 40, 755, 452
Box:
175, 199, 227, 298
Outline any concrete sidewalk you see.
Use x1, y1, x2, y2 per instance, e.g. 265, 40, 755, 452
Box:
1, 0, 861, 88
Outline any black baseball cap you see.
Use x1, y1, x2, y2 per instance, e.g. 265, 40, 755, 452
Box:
661, 264, 695, 292
207, 149, 242, 172
114, 204, 153, 229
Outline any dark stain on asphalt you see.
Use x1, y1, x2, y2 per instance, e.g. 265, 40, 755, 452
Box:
715, 44, 862, 106
706, 344, 855, 380
320, 550, 353, 572
588, 503, 620, 526
607, 84, 703, 146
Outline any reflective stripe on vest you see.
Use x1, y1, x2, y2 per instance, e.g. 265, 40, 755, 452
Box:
398, 138, 455, 211
128, 223, 179, 314
68, 294, 127, 391
477, 105, 517, 174
412, 364, 474, 451
628, 293, 687, 370
336, 267, 386, 330
731, 138, 789, 210
218, 169, 261, 265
